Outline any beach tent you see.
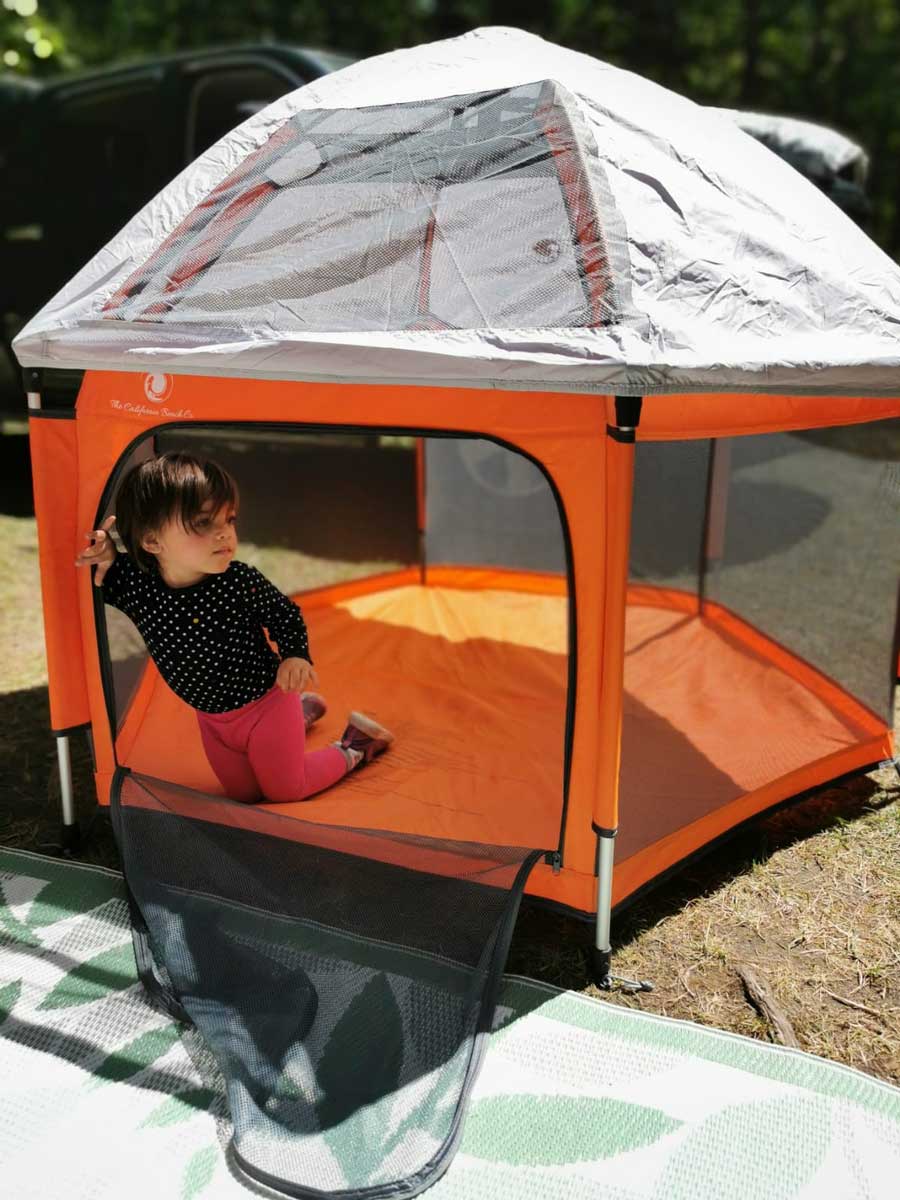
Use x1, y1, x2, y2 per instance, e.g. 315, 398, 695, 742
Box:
14, 26, 900, 1195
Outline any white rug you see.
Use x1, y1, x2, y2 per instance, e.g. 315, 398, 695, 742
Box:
2, 846, 898, 1199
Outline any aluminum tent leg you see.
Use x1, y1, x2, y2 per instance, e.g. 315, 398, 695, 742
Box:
592, 830, 616, 986
591, 830, 653, 993
56, 734, 80, 852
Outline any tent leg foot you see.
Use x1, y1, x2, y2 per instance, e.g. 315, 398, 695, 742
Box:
591, 947, 654, 993
60, 821, 81, 857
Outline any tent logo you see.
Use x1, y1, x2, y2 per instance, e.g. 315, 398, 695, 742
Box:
144, 373, 174, 403
532, 238, 561, 263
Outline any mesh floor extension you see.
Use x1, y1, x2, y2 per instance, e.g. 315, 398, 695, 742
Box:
112, 770, 541, 1198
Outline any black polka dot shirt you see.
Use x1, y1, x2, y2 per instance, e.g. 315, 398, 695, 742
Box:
102, 554, 312, 714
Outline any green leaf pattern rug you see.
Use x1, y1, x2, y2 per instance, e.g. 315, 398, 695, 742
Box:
1, 847, 898, 1199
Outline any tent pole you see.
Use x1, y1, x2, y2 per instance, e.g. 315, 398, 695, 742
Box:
415, 436, 426, 585
698, 437, 731, 613
591, 828, 652, 992
590, 397, 653, 993
56, 734, 77, 838
592, 829, 616, 983
28, 381, 81, 853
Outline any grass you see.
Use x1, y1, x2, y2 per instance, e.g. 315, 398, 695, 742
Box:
2, 496, 899, 1086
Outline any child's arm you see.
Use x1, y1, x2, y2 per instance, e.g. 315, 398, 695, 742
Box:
245, 566, 318, 693
75, 515, 117, 585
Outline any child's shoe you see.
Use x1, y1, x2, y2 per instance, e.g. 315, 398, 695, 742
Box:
301, 692, 327, 732
338, 711, 394, 768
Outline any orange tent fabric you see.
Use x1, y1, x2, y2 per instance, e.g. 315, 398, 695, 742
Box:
29, 368, 898, 916
110, 575, 889, 915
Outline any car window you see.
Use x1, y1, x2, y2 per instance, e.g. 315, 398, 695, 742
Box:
45, 79, 166, 261
55, 81, 161, 190
187, 66, 298, 161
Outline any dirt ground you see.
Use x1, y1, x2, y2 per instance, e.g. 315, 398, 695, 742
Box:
1, 426, 898, 1085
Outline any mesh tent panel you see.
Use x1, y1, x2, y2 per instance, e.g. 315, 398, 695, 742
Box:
102, 427, 419, 730
629, 440, 709, 594
619, 423, 898, 866
102, 82, 618, 334
424, 437, 566, 573
628, 426, 898, 719
711, 423, 900, 720
114, 772, 540, 1198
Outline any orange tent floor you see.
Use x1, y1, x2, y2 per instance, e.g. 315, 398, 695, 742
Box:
115, 580, 889, 911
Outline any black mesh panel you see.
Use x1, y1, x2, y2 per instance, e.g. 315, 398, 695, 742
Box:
713, 423, 899, 719
619, 422, 898, 867
115, 772, 538, 1198
424, 437, 566, 573
629, 440, 709, 592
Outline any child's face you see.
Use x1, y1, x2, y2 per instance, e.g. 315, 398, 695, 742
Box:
142, 501, 237, 586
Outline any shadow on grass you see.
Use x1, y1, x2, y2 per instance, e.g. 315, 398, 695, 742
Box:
508, 767, 899, 993
0, 683, 119, 869
0, 431, 33, 518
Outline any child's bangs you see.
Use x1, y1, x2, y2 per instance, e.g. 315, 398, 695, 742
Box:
175, 460, 238, 531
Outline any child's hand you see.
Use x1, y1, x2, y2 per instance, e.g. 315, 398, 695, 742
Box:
277, 657, 319, 695
75, 515, 117, 585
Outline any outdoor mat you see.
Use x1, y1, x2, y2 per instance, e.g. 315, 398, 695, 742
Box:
2, 845, 899, 1199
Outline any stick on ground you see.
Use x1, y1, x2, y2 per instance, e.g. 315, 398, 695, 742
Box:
823, 990, 889, 1021
736, 963, 800, 1048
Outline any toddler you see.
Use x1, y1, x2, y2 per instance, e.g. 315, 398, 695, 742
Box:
76, 451, 393, 803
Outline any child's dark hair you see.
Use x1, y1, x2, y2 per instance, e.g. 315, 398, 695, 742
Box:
114, 452, 238, 572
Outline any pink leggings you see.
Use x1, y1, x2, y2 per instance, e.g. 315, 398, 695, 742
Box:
197, 686, 348, 804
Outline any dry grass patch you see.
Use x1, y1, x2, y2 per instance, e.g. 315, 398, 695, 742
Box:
0, 515, 49, 691
589, 765, 900, 1084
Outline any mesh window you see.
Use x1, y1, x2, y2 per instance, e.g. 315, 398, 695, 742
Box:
424, 437, 566, 573
620, 421, 899, 866
115, 772, 538, 1197
154, 428, 419, 594
629, 440, 710, 593
101, 428, 419, 727
711, 422, 900, 720
102, 81, 618, 333
629, 425, 899, 717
